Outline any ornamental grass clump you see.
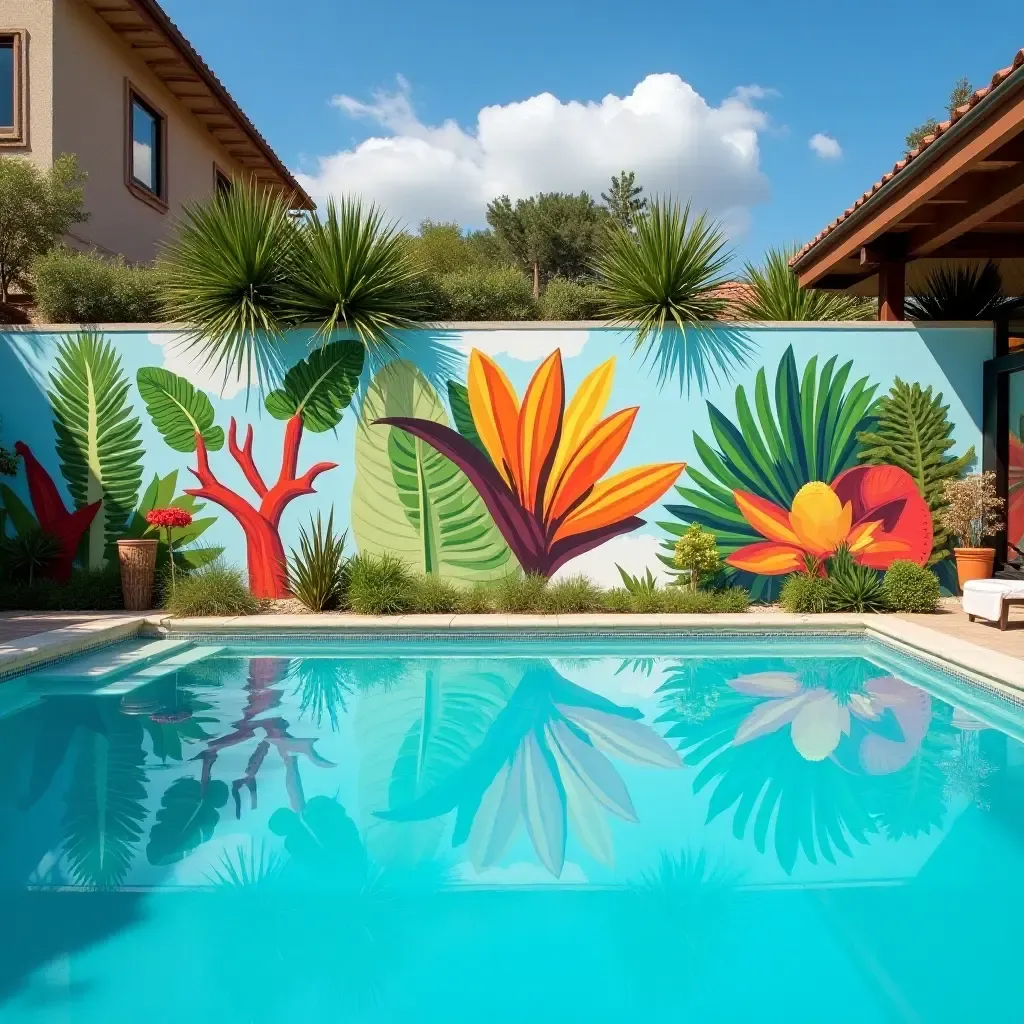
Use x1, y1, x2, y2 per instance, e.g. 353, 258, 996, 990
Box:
937, 472, 1005, 548
287, 510, 348, 612
454, 582, 496, 614
542, 574, 604, 613
0, 527, 61, 587
672, 523, 721, 592
881, 560, 941, 613
409, 573, 462, 614
491, 572, 549, 613
163, 560, 261, 617
346, 552, 413, 615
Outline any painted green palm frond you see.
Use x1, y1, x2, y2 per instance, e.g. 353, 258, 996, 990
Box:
48, 333, 144, 567
264, 340, 365, 431
351, 361, 516, 581
61, 713, 148, 888
137, 367, 225, 454
660, 345, 878, 599
857, 378, 975, 565
0, 483, 38, 536
116, 470, 222, 568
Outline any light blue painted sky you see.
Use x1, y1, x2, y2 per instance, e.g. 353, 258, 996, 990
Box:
160, 0, 1023, 266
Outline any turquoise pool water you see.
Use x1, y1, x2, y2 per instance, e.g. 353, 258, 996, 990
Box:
1, 633, 1023, 1023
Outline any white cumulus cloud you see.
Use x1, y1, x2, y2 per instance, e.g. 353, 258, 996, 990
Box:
552, 532, 674, 589
296, 74, 772, 233
809, 133, 842, 160
147, 332, 252, 400
451, 329, 589, 362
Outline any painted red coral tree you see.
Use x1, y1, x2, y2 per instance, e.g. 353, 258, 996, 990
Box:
137, 341, 364, 598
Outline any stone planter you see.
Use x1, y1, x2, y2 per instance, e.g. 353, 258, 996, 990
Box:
117, 538, 158, 611
953, 546, 995, 590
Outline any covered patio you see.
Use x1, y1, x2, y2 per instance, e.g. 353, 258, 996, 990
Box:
792, 47, 1024, 565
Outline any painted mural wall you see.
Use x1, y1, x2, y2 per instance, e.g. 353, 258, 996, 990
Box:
0, 323, 990, 598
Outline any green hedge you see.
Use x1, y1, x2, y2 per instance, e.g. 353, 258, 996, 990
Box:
423, 266, 537, 320
539, 277, 605, 320
33, 248, 164, 323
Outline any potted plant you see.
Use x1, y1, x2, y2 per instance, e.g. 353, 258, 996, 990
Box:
938, 472, 1005, 588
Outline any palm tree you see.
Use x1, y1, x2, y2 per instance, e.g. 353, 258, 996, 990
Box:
905, 261, 1007, 320
738, 245, 875, 320
594, 198, 742, 390
157, 181, 426, 388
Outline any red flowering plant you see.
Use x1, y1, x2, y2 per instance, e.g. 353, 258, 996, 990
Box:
145, 506, 194, 589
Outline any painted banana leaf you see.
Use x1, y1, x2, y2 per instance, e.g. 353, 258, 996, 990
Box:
137, 366, 225, 454
354, 658, 516, 865
447, 380, 486, 453
660, 346, 878, 599
0, 483, 37, 536
61, 710, 149, 888
264, 340, 365, 430
146, 777, 228, 866
351, 361, 516, 580
117, 470, 222, 569
48, 333, 144, 568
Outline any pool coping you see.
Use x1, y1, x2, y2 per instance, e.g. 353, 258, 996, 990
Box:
145, 612, 1024, 696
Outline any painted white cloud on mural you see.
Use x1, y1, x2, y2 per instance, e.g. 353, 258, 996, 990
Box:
809, 133, 842, 160
297, 74, 771, 233
452, 329, 589, 362
147, 332, 252, 400
552, 532, 674, 589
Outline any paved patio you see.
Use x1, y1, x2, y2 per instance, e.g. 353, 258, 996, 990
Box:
895, 605, 1024, 662
0, 611, 136, 643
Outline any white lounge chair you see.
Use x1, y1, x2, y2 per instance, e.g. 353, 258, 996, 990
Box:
962, 578, 1024, 630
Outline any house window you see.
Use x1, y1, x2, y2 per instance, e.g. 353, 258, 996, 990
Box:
0, 31, 26, 145
214, 166, 232, 198
124, 82, 167, 209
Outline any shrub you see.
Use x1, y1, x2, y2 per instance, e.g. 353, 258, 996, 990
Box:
287, 511, 348, 612
1, 527, 61, 586
824, 547, 886, 613
539, 277, 605, 320
163, 560, 261, 617
882, 560, 941, 613
542, 574, 603, 613
427, 266, 537, 320
0, 564, 122, 610
33, 247, 164, 323
600, 587, 633, 612
491, 572, 548, 612
672, 523, 722, 592
779, 572, 831, 613
455, 582, 496, 614
347, 553, 414, 615
409, 573, 461, 613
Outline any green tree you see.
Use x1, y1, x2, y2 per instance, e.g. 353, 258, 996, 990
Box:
601, 170, 647, 232
905, 77, 974, 153
0, 154, 87, 303
486, 192, 606, 297
406, 220, 477, 276
738, 245, 875, 321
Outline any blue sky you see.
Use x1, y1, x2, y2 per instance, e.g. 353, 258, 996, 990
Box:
164, 0, 1023, 266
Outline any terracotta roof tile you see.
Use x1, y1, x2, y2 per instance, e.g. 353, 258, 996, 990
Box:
792, 48, 1024, 267
706, 280, 757, 318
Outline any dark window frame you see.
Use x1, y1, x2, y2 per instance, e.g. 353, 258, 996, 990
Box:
214, 164, 232, 198
124, 80, 168, 212
0, 29, 27, 147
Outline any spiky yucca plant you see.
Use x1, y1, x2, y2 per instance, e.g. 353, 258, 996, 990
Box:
905, 261, 1006, 321
287, 509, 348, 612
738, 245, 875, 321
158, 183, 427, 387
595, 199, 732, 372
157, 180, 298, 388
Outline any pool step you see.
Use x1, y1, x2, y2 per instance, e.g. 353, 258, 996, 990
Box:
94, 645, 227, 694
29, 637, 195, 687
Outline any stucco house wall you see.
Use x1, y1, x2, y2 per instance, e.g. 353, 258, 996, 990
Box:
0, 0, 55, 167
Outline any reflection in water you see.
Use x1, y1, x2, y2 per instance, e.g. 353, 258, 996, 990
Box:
941, 710, 996, 809
376, 661, 681, 877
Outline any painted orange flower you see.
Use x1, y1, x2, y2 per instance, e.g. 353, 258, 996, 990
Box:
726, 464, 933, 575
376, 349, 685, 575
1009, 432, 1024, 553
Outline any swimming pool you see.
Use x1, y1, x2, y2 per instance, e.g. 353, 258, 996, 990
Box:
1, 631, 1022, 1023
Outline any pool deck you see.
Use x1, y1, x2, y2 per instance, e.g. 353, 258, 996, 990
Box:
0, 606, 1020, 693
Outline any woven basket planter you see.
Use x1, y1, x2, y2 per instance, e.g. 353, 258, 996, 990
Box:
117, 539, 158, 611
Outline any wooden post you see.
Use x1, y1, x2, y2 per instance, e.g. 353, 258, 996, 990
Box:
877, 262, 906, 321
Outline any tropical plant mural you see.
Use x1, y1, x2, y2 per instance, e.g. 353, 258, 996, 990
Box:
375, 348, 685, 576
661, 346, 945, 598
138, 340, 364, 597
351, 361, 515, 580
1010, 421, 1024, 553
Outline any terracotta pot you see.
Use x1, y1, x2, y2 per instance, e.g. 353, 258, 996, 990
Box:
117, 539, 158, 611
953, 547, 995, 589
